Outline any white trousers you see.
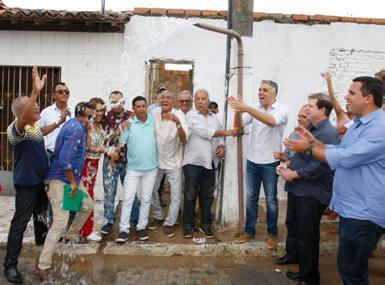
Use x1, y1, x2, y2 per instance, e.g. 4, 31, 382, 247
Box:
150, 167, 182, 227
119, 168, 158, 232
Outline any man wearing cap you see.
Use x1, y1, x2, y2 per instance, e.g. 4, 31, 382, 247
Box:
36, 102, 94, 279
229, 79, 289, 249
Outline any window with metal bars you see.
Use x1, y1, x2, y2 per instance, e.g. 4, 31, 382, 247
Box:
0, 65, 61, 171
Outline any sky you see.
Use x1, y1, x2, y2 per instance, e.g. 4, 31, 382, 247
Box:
3, 0, 385, 18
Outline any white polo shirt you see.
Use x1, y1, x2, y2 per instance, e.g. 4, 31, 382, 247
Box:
152, 107, 189, 169
243, 101, 288, 164
39, 103, 74, 152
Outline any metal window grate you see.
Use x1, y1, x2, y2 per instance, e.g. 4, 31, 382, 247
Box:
0, 65, 61, 171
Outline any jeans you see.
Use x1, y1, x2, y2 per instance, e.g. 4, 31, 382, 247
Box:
338, 217, 383, 285
38, 180, 94, 270
294, 194, 326, 285
119, 168, 158, 232
3, 183, 48, 269
245, 160, 279, 236
102, 158, 139, 225
151, 167, 183, 226
183, 164, 215, 232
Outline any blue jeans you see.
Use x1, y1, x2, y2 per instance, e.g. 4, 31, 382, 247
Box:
102, 159, 139, 225
245, 160, 279, 236
338, 217, 383, 285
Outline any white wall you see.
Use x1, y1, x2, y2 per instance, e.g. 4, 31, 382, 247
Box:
119, 16, 385, 226
0, 30, 124, 104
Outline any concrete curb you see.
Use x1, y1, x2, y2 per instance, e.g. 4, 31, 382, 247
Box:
1, 240, 384, 257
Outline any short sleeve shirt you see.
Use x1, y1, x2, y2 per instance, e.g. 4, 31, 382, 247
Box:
7, 121, 49, 186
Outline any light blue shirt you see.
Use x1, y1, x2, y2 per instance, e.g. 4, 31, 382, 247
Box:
326, 109, 385, 228
119, 114, 158, 171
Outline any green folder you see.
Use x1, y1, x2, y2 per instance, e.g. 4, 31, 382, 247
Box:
62, 184, 86, 212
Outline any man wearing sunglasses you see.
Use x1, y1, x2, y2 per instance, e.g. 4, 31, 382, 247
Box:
40, 82, 74, 159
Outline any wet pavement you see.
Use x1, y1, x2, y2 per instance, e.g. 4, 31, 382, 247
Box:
0, 249, 385, 285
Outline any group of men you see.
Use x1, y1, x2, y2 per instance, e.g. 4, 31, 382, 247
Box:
3, 65, 384, 285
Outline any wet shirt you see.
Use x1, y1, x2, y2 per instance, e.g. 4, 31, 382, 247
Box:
119, 114, 158, 171
102, 110, 133, 164
285, 119, 339, 205
86, 124, 105, 160
7, 121, 49, 186
327, 110, 385, 228
46, 118, 87, 184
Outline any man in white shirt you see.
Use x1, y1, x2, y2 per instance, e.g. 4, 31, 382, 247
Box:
149, 90, 189, 237
183, 89, 237, 239
229, 80, 288, 249
39, 82, 73, 157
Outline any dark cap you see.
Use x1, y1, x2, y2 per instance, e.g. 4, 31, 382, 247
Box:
75, 101, 93, 117
157, 86, 167, 94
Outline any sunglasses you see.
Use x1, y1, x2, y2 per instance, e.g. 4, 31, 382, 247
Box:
179, 100, 191, 104
56, 89, 70, 95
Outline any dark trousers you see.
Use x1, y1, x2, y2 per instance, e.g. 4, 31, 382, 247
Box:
183, 164, 215, 231
338, 217, 383, 285
285, 192, 299, 261
3, 183, 48, 268
290, 193, 326, 285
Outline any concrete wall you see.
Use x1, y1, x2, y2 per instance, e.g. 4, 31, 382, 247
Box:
0, 30, 124, 105
2, 17, 385, 226
119, 16, 385, 226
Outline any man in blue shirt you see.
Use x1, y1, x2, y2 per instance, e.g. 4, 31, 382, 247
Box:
278, 93, 339, 285
285, 76, 385, 285
115, 96, 158, 242
3, 67, 49, 284
36, 102, 95, 279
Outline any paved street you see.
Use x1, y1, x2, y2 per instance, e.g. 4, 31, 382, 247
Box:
0, 250, 385, 285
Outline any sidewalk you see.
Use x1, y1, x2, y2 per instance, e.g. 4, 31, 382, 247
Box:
0, 195, 384, 257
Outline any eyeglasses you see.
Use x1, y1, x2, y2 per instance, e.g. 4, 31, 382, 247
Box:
179, 100, 191, 104
56, 89, 70, 95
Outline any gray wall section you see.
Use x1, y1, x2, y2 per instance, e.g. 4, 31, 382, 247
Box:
0, 171, 15, 195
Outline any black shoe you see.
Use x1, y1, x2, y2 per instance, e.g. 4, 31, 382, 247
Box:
4, 266, 23, 284
275, 254, 298, 265
184, 229, 193, 238
101, 223, 113, 235
286, 271, 301, 281
137, 229, 149, 241
116, 232, 128, 243
297, 281, 316, 285
199, 227, 214, 239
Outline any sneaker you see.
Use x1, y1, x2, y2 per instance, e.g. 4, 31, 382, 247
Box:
163, 225, 175, 238
266, 234, 278, 249
101, 223, 113, 235
148, 219, 163, 230
88, 231, 102, 242
184, 229, 193, 239
234, 232, 254, 244
116, 232, 128, 243
199, 227, 215, 239
137, 229, 149, 241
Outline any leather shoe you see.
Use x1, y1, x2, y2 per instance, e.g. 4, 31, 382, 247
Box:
275, 254, 298, 265
286, 271, 301, 281
297, 281, 318, 285
4, 266, 23, 284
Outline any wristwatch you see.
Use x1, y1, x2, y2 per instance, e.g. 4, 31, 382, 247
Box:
304, 142, 314, 157
176, 123, 182, 129
55, 120, 61, 128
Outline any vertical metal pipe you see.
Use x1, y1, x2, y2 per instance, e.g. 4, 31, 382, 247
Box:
193, 23, 245, 233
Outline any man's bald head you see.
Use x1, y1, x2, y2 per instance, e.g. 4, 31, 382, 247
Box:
11, 96, 30, 118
